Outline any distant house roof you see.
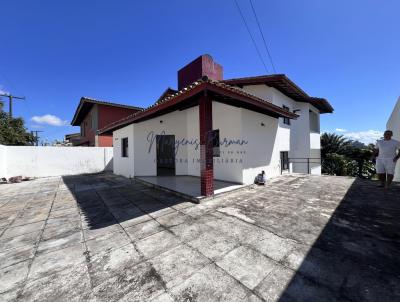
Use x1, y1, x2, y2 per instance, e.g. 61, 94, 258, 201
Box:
223, 74, 334, 113
71, 97, 143, 126
98, 77, 298, 134
155, 88, 178, 105
65, 133, 80, 139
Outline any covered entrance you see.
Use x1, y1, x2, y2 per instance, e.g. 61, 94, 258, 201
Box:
156, 135, 176, 176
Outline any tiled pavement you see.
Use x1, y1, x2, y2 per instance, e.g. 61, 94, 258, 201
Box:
0, 173, 399, 301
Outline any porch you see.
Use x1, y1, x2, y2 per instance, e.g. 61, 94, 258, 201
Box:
136, 175, 247, 201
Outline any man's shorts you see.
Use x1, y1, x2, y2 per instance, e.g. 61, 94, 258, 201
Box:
376, 158, 396, 174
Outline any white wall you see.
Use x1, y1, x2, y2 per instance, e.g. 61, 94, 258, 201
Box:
242, 84, 322, 175
112, 103, 246, 183
112, 85, 323, 183
2, 146, 112, 178
387, 97, 400, 181
186, 106, 200, 176
112, 101, 283, 184
241, 108, 280, 184
0, 145, 7, 178
133, 110, 189, 176
213, 102, 244, 183
113, 125, 135, 178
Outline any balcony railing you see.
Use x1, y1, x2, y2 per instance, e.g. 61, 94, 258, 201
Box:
282, 158, 321, 174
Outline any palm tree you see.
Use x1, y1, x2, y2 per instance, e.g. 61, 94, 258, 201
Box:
321, 133, 376, 178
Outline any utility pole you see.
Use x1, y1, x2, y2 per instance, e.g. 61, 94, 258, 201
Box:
31, 130, 43, 146
0, 93, 25, 118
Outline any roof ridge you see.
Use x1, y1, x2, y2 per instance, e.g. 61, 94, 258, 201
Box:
80, 97, 144, 109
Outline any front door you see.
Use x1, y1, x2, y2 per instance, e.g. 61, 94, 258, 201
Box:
156, 135, 175, 176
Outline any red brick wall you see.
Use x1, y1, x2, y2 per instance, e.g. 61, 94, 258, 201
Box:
199, 94, 214, 196
178, 55, 223, 90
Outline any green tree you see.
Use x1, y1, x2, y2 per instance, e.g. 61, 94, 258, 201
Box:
321, 133, 352, 158
0, 111, 35, 145
321, 132, 376, 178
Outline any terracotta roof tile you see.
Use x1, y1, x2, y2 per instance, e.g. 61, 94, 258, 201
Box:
98, 77, 298, 134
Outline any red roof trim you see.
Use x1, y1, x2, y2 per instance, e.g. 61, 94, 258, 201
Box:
98, 78, 298, 134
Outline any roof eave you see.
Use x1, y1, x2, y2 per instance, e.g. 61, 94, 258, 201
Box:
71, 97, 88, 126
98, 80, 298, 135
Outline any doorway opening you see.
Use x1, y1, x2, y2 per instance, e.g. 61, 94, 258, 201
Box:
280, 151, 289, 174
156, 135, 176, 176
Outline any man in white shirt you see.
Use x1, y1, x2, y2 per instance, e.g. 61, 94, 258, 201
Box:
374, 130, 400, 189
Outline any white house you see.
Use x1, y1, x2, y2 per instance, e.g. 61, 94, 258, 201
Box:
387, 96, 400, 181
99, 55, 333, 197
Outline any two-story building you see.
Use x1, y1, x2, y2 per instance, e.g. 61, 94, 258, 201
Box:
98, 55, 333, 197
70, 97, 142, 147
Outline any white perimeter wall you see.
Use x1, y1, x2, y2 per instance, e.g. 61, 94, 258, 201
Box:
0, 146, 113, 178
0, 145, 6, 178
387, 97, 400, 181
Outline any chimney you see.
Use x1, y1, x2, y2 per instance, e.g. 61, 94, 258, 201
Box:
177, 54, 223, 90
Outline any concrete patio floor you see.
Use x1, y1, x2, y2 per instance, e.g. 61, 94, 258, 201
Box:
0, 173, 399, 301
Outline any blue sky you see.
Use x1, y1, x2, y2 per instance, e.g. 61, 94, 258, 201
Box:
1, 0, 399, 144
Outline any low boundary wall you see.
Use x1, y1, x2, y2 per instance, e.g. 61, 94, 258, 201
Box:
0, 145, 113, 178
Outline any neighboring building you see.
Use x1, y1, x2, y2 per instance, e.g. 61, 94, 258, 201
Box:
98, 54, 333, 196
64, 133, 81, 146
386, 96, 400, 181
69, 97, 142, 146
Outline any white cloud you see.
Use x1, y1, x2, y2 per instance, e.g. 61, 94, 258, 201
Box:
335, 128, 347, 132
31, 114, 68, 126
342, 130, 383, 145
0, 85, 9, 96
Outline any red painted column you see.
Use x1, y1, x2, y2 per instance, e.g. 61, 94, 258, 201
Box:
199, 92, 214, 196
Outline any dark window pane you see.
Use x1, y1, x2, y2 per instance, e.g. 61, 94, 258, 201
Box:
283, 105, 291, 125
210, 129, 220, 157
122, 138, 128, 157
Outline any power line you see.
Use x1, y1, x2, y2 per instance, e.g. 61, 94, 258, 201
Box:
31, 130, 43, 146
233, 0, 269, 73
248, 0, 277, 73
0, 72, 34, 118
0, 93, 25, 118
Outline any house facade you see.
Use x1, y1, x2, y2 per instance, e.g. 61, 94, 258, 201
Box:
70, 97, 142, 147
387, 96, 400, 181
99, 55, 333, 196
